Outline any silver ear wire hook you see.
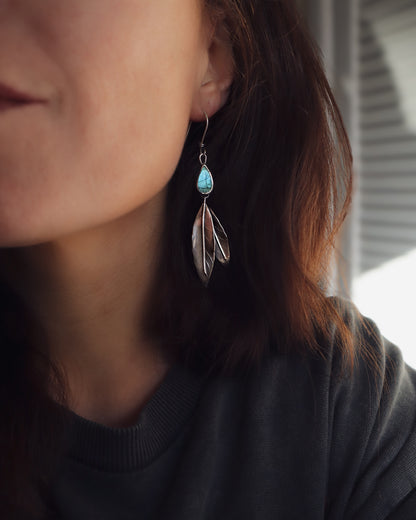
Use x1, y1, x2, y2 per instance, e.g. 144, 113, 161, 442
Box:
186, 110, 208, 144
200, 111, 209, 147
185, 121, 192, 140
199, 111, 209, 166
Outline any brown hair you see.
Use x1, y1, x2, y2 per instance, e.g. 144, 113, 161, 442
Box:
144, 0, 354, 375
0, 0, 354, 517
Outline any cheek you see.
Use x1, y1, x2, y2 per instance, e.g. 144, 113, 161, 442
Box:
0, 1, 202, 246
65, 69, 194, 223
0, 93, 191, 247
0, 76, 195, 247
69, 1, 201, 186
63, 2, 200, 160
0, 105, 67, 245
55, 15, 200, 223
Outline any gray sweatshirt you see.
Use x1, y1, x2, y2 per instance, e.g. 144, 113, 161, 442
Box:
51, 301, 416, 519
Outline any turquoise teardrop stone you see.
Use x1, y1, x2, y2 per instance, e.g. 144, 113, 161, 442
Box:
197, 165, 214, 195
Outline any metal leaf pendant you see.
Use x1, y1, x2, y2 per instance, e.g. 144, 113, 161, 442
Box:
210, 208, 230, 264
192, 198, 215, 286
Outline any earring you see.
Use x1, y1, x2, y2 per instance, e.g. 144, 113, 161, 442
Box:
191, 111, 230, 287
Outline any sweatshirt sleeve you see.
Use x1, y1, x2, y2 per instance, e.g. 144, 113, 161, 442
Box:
326, 301, 416, 520
385, 488, 416, 519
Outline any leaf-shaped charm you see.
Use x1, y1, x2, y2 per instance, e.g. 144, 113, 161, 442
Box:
192, 198, 215, 286
210, 208, 230, 264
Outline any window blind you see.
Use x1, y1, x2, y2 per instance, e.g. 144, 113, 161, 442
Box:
359, 0, 416, 273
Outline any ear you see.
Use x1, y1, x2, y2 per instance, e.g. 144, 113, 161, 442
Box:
190, 16, 234, 122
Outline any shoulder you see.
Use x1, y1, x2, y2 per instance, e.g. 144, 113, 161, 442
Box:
323, 297, 416, 519
192, 298, 416, 518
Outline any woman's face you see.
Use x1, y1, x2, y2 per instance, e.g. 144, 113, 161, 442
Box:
0, 0, 222, 246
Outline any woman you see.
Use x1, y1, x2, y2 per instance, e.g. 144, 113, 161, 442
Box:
0, 0, 415, 518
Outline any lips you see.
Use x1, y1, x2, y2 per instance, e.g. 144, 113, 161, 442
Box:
0, 82, 45, 104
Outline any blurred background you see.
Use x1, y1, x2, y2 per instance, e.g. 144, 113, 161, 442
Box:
296, 0, 416, 367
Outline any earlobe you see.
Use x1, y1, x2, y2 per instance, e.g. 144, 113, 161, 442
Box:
190, 79, 232, 122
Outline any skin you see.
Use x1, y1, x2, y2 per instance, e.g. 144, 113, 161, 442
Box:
0, 0, 234, 426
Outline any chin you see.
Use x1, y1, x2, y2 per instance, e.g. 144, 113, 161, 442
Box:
0, 213, 52, 249
0, 233, 45, 249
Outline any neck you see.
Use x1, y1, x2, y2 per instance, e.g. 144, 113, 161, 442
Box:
0, 189, 171, 426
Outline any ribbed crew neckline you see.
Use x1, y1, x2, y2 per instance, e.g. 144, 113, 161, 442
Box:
63, 362, 207, 473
